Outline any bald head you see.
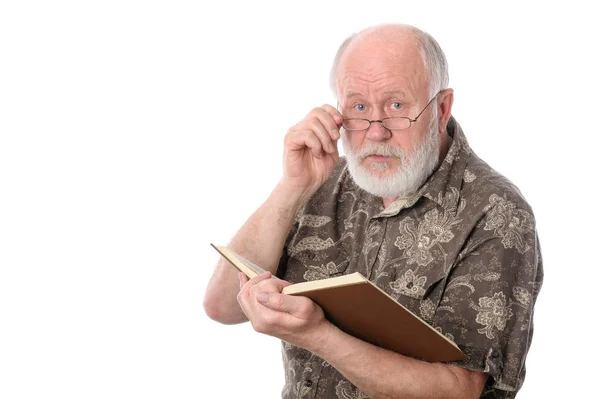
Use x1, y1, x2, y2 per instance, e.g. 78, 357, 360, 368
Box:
330, 24, 449, 98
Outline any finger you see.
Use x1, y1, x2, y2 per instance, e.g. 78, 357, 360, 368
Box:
239, 271, 272, 298
305, 107, 340, 142
311, 104, 342, 140
245, 271, 272, 289
249, 276, 292, 298
328, 142, 340, 164
237, 272, 271, 314
236, 275, 251, 316
320, 104, 343, 138
280, 279, 293, 288
287, 130, 324, 159
321, 104, 343, 124
257, 292, 298, 313
307, 118, 336, 154
238, 272, 248, 290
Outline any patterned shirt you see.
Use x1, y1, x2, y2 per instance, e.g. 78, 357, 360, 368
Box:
276, 116, 543, 399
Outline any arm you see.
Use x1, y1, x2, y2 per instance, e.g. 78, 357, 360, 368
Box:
203, 105, 343, 324
314, 322, 487, 399
203, 183, 305, 324
237, 273, 487, 399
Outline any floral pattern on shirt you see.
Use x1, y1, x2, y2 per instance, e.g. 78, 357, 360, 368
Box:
389, 269, 427, 299
277, 116, 543, 399
335, 380, 369, 399
482, 194, 534, 254
472, 292, 514, 339
393, 206, 462, 267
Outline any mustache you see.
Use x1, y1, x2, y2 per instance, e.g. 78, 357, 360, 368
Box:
355, 143, 404, 159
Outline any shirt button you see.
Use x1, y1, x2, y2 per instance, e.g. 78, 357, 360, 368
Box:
491, 350, 500, 358
308, 253, 315, 260
304, 380, 313, 387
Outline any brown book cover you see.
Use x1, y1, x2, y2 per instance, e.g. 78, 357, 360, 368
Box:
211, 244, 467, 363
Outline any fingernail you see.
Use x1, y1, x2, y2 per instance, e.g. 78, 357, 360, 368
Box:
257, 293, 270, 304
332, 129, 339, 139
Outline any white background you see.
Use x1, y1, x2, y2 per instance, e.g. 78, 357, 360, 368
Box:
1, 1, 598, 398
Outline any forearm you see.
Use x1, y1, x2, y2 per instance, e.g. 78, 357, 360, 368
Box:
313, 324, 478, 399
204, 181, 306, 324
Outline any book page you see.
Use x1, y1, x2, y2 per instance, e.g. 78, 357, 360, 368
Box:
211, 244, 280, 280
235, 253, 269, 276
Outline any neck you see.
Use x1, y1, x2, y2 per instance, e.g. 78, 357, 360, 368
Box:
438, 130, 450, 164
382, 196, 398, 208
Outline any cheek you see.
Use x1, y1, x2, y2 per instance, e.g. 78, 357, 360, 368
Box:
343, 130, 366, 150
391, 130, 425, 152
389, 136, 414, 153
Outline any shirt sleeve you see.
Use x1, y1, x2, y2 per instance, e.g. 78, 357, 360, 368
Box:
275, 218, 299, 279
431, 211, 543, 397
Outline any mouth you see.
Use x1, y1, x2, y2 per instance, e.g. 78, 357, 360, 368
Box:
366, 154, 393, 162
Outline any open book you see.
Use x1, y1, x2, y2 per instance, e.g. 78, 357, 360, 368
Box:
211, 244, 466, 363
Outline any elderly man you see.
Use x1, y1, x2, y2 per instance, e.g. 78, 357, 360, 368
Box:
204, 24, 542, 399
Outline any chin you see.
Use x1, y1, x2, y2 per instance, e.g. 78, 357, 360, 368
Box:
362, 160, 401, 176
348, 154, 434, 198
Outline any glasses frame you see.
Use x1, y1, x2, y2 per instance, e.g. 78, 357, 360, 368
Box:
341, 91, 441, 131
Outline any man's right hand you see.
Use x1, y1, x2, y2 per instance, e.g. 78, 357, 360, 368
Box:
204, 105, 343, 325
281, 104, 343, 205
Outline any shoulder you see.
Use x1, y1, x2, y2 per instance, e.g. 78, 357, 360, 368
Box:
444, 117, 534, 220
458, 151, 539, 258
462, 152, 535, 219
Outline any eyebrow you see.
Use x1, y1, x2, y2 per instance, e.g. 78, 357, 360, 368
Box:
343, 89, 410, 99
383, 89, 408, 97
345, 92, 363, 99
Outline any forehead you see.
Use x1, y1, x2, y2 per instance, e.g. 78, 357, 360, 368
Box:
336, 37, 428, 100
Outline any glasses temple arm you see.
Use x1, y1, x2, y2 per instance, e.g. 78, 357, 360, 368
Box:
412, 92, 441, 122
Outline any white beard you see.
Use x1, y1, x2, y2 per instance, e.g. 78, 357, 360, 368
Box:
342, 114, 440, 198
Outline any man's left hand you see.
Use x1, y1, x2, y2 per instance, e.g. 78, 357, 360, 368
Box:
236, 272, 333, 353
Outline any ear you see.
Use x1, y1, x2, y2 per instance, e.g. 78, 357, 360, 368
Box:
437, 88, 454, 134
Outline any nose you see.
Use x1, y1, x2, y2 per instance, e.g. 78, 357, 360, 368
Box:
366, 120, 392, 142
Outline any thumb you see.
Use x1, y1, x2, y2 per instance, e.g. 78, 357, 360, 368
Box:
273, 278, 293, 290
257, 292, 295, 313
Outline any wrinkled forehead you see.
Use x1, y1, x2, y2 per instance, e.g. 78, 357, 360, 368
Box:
336, 37, 429, 99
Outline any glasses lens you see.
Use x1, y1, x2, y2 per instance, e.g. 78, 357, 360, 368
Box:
342, 119, 370, 131
383, 118, 411, 130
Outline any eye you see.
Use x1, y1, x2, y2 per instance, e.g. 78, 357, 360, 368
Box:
354, 104, 366, 112
391, 102, 403, 110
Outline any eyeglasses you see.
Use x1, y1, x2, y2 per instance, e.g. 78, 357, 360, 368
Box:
341, 91, 440, 131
